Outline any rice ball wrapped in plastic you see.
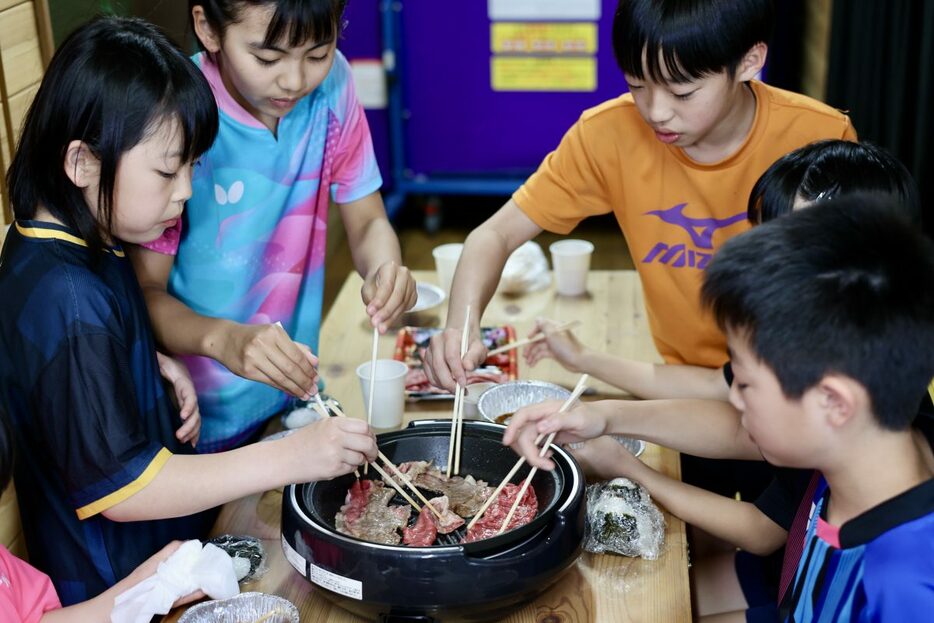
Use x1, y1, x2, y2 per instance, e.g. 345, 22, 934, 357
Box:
207, 534, 268, 582
584, 478, 665, 559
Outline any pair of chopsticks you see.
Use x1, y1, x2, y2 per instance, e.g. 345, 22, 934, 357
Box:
312, 395, 445, 521
279, 320, 432, 514
464, 374, 589, 536
486, 320, 581, 357
363, 327, 380, 475
446, 306, 471, 478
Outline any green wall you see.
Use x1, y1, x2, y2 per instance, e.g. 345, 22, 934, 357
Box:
48, 0, 192, 51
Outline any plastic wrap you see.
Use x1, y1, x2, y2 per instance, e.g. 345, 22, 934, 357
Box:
499, 241, 551, 294
207, 535, 268, 583
178, 592, 298, 623
584, 478, 665, 559
281, 406, 322, 429
281, 395, 341, 429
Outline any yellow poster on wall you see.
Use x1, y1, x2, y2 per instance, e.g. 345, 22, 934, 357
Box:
491, 22, 597, 54
491, 56, 596, 92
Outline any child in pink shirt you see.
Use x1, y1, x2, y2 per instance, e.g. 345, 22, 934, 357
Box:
0, 545, 60, 623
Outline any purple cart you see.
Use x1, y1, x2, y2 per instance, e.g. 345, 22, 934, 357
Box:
339, 1, 628, 218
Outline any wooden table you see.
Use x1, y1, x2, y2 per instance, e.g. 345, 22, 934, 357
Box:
164, 270, 691, 622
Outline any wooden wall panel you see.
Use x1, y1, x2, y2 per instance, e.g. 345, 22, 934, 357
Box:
802, 0, 833, 101
0, 0, 25, 13
0, 3, 43, 96
0, 0, 50, 225
0, 0, 50, 548
0, 82, 37, 166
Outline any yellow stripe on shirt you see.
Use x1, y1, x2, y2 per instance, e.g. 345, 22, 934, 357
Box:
75, 448, 173, 520
15, 222, 126, 257
929, 380, 934, 405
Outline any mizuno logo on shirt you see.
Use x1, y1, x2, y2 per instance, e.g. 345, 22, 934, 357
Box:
641, 203, 746, 269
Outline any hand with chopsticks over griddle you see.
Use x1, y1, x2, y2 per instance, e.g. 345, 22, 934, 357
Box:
283, 415, 378, 481
214, 322, 319, 401
361, 260, 417, 334
503, 399, 612, 470
504, 399, 648, 481
422, 324, 488, 393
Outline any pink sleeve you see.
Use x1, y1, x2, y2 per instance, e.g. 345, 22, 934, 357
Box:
0, 546, 61, 623
138, 218, 183, 255
330, 77, 382, 205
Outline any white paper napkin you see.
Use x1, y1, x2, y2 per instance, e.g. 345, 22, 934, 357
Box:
110, 540, 239, 623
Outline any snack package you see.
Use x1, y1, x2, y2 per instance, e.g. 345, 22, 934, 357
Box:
207, 534, 268, 582
395, 326, 517, 399
584, 478, 665, 560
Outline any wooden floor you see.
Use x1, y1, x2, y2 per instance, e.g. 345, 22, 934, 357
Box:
323, 196, 634, 317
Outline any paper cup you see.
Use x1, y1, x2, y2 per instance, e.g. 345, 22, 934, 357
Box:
549, 239, 594, 297
356, 359, 408, 431
462, 382, 497, 419
432, 243, 464, 294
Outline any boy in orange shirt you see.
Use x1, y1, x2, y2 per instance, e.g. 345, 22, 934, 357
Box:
423, 0, 856, 390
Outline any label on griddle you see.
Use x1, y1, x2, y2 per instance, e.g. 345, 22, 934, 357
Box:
281, 533, 363, 600
281, 534, 307, 576
308, 560, 363, 600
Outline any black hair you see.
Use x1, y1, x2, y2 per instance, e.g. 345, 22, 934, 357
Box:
702, 196, 934, 430
6, 16, 218, 258
613, 0, 773, 83
191, 0, 347, 50
0, 409, 10, 492
748, 140, 921, 225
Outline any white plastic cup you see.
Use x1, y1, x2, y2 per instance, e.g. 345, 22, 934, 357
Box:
432, 243, 464, 294
549, 239, 594, 297
356, 359, 408, 431
462, 382, 496, 419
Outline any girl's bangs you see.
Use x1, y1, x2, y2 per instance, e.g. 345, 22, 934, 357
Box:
262, 0, 346, 49
152, 63, 218, 163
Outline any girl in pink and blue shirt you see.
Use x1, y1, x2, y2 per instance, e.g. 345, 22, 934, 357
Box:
131, 0, 416, 452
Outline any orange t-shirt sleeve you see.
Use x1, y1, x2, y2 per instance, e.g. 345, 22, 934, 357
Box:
842, 117, 857, 141
513, 117, 614, 234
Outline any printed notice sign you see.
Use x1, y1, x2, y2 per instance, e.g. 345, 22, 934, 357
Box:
488, 0, 601, 21
491, 56, 596, 91
491, 23, 597, 54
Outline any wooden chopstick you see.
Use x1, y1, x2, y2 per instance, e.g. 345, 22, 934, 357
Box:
452, 324, 471, 476
368, 459, 422, 512
363, 327, 379, 475
312, 394, 360, 480
253, 609, 289, 623
326, 400, 446, 522
464, 454, 529, 533
465, 374, 589, 534
315, 398, 416, 510
486, 320, 581, 357
446, 305, 471, 478
495, 374, 589, 535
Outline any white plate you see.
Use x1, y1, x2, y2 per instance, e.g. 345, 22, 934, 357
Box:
408, 282, 446, 313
